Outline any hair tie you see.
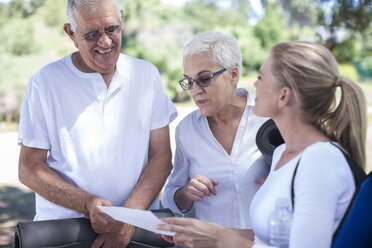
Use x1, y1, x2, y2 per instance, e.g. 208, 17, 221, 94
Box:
333, 76, 342, 87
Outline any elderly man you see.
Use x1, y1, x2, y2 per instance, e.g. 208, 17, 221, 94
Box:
17, 0, 177, 247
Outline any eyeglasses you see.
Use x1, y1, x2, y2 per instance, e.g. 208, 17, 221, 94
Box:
179, 68, 227, 90
81, 24, 122, 41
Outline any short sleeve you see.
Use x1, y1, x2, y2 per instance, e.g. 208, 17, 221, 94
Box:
18, 75, 50, 149
149, 66, 177, 130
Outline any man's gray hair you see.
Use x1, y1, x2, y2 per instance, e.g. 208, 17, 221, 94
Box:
66, 0, 122, 32
183, 32, 243, 76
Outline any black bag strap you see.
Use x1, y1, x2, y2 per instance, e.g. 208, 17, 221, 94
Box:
291, 159, 300, 209
328, 143, 366, 187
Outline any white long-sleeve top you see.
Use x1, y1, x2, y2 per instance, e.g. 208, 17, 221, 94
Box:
249, 142, 355, 248
162, 89, 269, 229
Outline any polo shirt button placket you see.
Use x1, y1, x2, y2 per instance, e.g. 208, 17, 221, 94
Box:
103, 96, 114, 125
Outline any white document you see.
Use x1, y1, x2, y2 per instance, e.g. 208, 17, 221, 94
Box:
98, 206, 175, 236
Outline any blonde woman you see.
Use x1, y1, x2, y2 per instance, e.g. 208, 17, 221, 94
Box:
158, 41, 367, 248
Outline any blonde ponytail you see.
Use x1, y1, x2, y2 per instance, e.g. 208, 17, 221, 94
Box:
326, 77, 367, 168
271, 42, 367, 169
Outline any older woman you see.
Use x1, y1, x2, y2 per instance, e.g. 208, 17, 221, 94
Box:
161, 32, 268, 238
158, 41, 367, 248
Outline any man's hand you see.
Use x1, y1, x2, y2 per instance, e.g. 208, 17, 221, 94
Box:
91, 223, 136, 248
85, 196, 118, 234
85, 197, 137, 247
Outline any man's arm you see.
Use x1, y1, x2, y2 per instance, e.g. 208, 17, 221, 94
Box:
18, 145, 110, 216
124, 125, 173, 209
91, 125, 173, 248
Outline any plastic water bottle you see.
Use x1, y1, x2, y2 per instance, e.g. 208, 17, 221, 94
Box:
268, 198, 293, 248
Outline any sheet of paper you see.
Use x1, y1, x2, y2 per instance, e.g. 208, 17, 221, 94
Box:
98, 206, 175, 236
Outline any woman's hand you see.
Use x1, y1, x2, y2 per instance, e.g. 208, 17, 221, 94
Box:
158, 217, 222, 248
158, 217, 253, 248
174, 175, 218, 211
184, 175, 218, 200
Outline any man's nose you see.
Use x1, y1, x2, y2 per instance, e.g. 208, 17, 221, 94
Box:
97, 32, 112, 47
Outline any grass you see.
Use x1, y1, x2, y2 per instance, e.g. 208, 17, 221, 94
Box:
0, 187, 35, 247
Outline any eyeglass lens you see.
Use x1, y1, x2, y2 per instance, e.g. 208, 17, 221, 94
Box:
84, 24, 122, 41
179, 68, 226, 90
179, 75, 211, 90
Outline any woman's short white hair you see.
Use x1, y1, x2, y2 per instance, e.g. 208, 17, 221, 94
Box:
66, 0, 122, 32
183, 31, 243, 76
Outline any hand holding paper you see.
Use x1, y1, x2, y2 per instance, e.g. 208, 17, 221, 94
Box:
97, 206, 175, 236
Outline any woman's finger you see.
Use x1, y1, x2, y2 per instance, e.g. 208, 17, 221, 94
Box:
195, 176, 218, 195
160, 217, 194, 225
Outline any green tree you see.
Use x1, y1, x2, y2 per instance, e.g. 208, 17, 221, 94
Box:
283, 0, 372, 51
1, 18, 38, 56
122, 0, 187, 101
0, 3, 7, 27
7, 0, 44, 18
254, 2, 288, 49
42, 0, 65, 28
332, 35, 363, 63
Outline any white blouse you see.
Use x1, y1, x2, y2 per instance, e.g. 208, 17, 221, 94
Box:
162, 89, 269, 228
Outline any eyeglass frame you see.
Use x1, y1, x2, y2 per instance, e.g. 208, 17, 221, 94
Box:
79, 24, 122, 41
178, 68, 227, 90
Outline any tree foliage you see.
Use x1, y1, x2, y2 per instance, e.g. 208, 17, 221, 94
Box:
4, 0, 44, 18
254, 3, 288, 49
42, 0, 65, 28
282, 0, 371, 50
1, 18, 38, 56
0, 0, 370, 121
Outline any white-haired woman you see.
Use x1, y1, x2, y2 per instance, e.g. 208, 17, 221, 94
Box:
162, 31, 269, 240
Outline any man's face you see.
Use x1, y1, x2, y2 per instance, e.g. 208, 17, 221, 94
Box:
67, 2, 122, 74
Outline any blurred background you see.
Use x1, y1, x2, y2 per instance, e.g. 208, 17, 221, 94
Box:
0, 0, 371, 246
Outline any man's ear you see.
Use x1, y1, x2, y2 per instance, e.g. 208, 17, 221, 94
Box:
63, 23, 78, 47
278, 86, 293, 108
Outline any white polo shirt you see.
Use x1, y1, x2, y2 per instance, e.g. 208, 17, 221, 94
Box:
18, 53, 177, 220
162, 89, 269, 229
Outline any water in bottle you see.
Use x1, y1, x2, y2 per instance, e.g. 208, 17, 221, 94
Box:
268, 198, 293, 248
